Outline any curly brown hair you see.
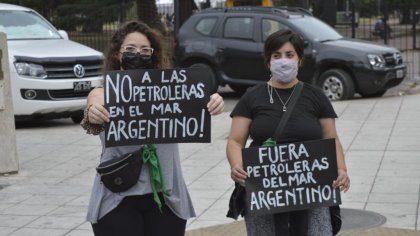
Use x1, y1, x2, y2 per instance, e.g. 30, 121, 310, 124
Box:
105, 21, 171, 71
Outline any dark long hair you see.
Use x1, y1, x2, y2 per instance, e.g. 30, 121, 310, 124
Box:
105, 21, 171, 71
263, 29, 304, 66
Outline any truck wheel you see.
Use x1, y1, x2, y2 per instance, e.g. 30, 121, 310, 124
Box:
318, 69, 355, 101
189, 63, 218, 93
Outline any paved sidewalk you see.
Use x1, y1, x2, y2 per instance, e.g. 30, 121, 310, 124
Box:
0, 93, 419, 236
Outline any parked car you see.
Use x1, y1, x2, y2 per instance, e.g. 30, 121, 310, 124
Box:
174, 6, 407, 100
0, 3, 103, 122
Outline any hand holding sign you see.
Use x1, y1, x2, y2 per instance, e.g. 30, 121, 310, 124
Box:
333, 168, 350, 192
87, 91, 110, 124
104, 68, 213, 147
231, 164, 247, 186
207, 93, 224, 115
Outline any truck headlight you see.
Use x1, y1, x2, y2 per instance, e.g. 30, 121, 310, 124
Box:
14, 62, 47, 78
367, 54, 385, 68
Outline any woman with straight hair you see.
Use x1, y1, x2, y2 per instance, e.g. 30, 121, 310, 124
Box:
226, 29, 350, 236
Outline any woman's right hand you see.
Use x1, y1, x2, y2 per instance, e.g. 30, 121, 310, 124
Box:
88, 104, 110, 124
230, 164, 247, 186
86, 88, 110, 125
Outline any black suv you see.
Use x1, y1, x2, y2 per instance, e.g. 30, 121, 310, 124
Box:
174, 7, 407, 100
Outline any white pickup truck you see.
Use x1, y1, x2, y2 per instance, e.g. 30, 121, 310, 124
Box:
0, 3, 103, 123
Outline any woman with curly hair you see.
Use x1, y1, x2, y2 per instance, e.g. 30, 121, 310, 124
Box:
82, 21, 224, 236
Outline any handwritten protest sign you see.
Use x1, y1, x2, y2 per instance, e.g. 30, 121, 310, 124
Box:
242, 138, 341, 216
104, 68, 212, 147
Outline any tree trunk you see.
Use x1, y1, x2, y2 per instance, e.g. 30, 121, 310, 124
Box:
399, 0, 412, 24
400, 6, 412, 24
178, 0, 198, 27
137, 0, 165, 33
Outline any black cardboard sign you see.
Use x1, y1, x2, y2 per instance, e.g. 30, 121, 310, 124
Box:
104, 68, 212, 147
242, 138, 341, 216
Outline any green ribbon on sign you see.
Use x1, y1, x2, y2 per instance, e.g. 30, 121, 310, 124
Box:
142, 144, 165, 212
262, 138, 277, 147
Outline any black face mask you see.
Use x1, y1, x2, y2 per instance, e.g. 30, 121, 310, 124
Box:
121, 52, 153, 70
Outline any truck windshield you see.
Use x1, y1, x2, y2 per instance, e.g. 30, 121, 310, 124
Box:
289, 17, 343, 42
0, 10, 61, 40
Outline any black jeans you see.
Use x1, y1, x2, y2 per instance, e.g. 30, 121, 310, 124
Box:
274, 210, 308, 236
92, 194, 186, 236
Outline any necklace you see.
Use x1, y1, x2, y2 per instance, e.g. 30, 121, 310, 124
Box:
267, 83, 274, 104
267, 82, 297, 112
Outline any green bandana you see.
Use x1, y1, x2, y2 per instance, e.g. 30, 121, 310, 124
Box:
142, 144, 165, 211
262, 138, 277, 147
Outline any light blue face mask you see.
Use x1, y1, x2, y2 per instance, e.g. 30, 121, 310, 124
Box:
270, 58, 298, 84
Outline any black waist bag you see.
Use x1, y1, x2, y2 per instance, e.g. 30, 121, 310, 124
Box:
96, 148, 143, 193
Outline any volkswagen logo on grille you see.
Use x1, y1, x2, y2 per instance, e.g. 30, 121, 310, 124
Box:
73, 64, 85, 78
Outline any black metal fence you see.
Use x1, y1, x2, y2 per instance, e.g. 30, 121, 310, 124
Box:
67, 3, 175, 56
332, 1, 420, 82
333, 2, 420, 50
67, 3, 420, 50
67, 24, 116, 54
66, 2, 419, 80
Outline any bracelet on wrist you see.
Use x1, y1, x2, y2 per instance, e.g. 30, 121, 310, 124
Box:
80, 104, 104, 135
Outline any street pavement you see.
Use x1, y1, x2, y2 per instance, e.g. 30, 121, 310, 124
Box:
0, 87, 420, 235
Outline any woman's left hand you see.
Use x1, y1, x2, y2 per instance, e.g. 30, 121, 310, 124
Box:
207, 93, 224, 115
333, 169, 350, 192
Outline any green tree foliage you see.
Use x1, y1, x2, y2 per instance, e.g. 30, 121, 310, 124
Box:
356, 0, 419, 24
55, 0, 135, 32
272, 0, 419, 24
355, 0, 403, 17
2, 0, 136, 32
0, 0, 64, 20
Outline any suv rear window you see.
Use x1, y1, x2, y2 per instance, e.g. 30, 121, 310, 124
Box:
262, 19, 288, 41
224, 17, 254, 40
195, 17, 217, 36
